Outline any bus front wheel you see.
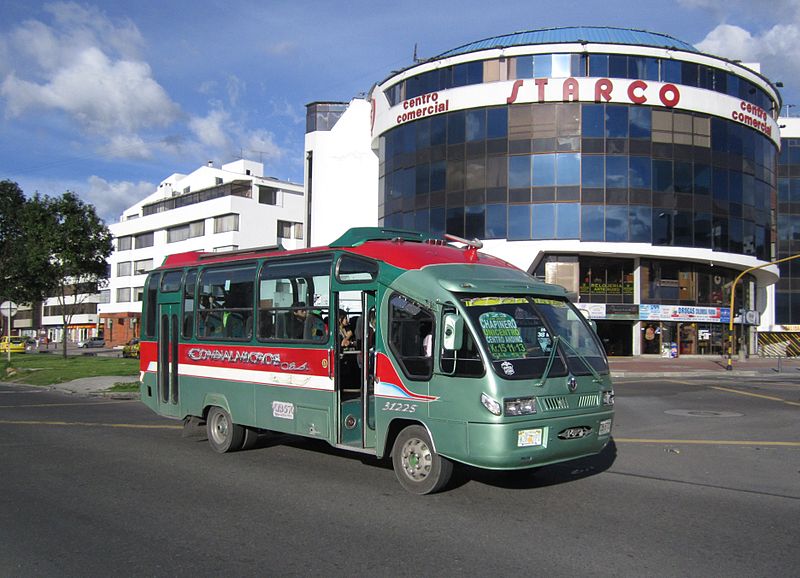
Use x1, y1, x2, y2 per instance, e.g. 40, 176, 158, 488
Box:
392, 425, 453, 494
206, 406, 245, 453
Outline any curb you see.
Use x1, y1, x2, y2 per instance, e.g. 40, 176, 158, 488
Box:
612, 370, 762, 379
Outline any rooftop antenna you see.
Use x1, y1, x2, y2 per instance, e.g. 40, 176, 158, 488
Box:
413, 43, 420, 63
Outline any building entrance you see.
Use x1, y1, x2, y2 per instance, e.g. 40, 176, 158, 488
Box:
595, 321, 632, 356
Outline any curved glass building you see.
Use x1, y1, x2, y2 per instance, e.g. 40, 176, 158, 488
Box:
367, 26, 782, 356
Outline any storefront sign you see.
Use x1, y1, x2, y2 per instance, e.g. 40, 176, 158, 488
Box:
639, 304, 731, 323
605, 304, 639, 319
506, 77, 680, 108
575, 303, 606, 320
732, 101, 771, 138
396, 92, 450, 124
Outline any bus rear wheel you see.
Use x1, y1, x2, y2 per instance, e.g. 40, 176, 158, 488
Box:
392, 425, 453, 494
206, 406, 245, 453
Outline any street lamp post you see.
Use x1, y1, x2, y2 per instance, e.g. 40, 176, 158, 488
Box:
727, 253, 800, 371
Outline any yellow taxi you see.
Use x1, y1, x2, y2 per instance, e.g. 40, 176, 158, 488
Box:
0, 336, 27, 353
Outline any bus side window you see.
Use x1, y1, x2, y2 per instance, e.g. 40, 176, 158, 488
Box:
197, 264, 256, 341
257, 258, 332, 343
388, 293, 434, 380
144, 273, 161, 338
441, 328, 484, 377
182, 269, 197, 339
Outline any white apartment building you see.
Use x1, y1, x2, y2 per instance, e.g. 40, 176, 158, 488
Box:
98, 159, 304, 347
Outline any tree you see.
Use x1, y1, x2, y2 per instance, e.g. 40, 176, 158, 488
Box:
0, 181, 54, 304
41, 192, 113, 358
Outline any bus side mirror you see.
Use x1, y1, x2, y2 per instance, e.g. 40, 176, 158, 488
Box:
587, 319, 597, 333
442, 314, 463, 350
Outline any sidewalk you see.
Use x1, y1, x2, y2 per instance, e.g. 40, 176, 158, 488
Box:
51, 375, 139, 397
608, 355, 800, 378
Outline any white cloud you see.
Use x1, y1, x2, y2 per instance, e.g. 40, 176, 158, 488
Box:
105, 134, 152, 160
188, 107, 287, 163
227, 75, 245, 108
85, 175, 154, 222
695, 22, 800, 85
694, 24, 761, 61
685, 0, 800, 95
0, 2, 180, 150
189, 108, 231, 150
264, 41, 295, 55
2, 47, 179, 134
270, 100, 305, 125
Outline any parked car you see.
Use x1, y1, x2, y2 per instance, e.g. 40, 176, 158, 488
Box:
122, 338, 140, 358
0, 336, 27, 353
78, 336, 105, 349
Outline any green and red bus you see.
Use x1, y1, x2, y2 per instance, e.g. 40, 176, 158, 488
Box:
139, 227, 614, 494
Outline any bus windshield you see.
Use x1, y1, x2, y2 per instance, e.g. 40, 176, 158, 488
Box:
460, 295, 608, 380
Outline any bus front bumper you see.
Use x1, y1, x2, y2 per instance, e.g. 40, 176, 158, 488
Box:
462, 410, 614, 470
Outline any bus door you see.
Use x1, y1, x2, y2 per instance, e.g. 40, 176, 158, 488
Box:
332, 255, 380, 449
333, 289, 377, 449
157, 301, 181, 418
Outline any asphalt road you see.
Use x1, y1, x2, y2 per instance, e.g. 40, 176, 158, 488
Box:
0, 374, 798, 577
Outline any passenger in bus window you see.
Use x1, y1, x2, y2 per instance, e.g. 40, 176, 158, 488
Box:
288, 302, 308, 339
338, 310, 355, 350
305, 309, 327, 341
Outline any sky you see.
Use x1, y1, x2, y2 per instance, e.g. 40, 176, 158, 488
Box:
2, 0, 800, 223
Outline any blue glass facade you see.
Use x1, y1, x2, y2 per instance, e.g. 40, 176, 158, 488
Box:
777, 138, 800, 324
380, 102, 775, 261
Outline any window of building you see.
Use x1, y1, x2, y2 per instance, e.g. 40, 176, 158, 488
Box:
579, 257, 635, 304
259, 186, 278, 205
214, 214, 239, 234
117, 262, 132, 277
117, 287, 131, 302
277, 220, 303, 240
167, 220, 205, 243
117, 236, 132, 251
135, 232, 154, 249
134, 259, 153, 275
133, 287, 144, 302
99, 290, 111, 304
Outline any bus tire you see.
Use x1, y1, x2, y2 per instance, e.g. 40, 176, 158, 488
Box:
240, 426, 260, 451
206, 406, 245, 453
391, 425, 453, 495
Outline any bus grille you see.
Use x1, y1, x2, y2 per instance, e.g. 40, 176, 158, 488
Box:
540, 396, 569, 411
577, 394, 600, 408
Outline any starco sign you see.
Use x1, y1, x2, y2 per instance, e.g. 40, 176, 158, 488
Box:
505, 77, 681, 108
383, 76, 777, 143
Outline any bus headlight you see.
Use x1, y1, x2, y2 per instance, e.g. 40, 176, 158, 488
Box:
480, 393, 502, 416
504, 397, 537, 416
602, 390, 615, 406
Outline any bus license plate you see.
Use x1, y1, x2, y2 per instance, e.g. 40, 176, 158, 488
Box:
517, 428, 543, 447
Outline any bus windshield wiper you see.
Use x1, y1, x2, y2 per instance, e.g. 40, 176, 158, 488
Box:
557, 337, 604, 383
533, 335, 560, 387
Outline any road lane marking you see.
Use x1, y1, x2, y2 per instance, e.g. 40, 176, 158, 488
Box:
0, 419, 181, 430
711, 386, 800, 407
615, 438, 800, 447
0, 400, 137, 409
